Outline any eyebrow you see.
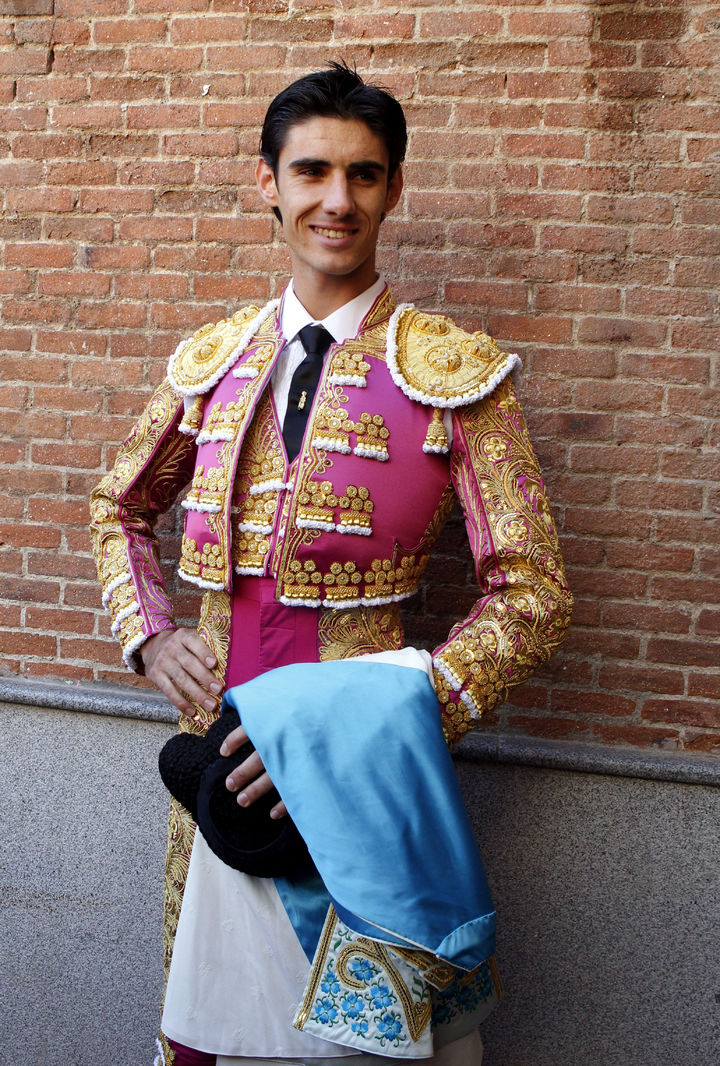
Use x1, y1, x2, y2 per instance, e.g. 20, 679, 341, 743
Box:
287, 157, 387, 175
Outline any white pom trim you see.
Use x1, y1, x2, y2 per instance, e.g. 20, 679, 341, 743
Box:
236, 521, 273, 534
297, 518, 335, 532
178, 424, 199, 438
167, 299, 280, 397
432, 656, 462, 692
249, 479, 290, 496
327, 374, 367, 388
102, 571, 131, 607
196, 428, 236, 445
277, 588, 416, 610
153, 1036, 168, 1066
232, 366, 259, 379
181, 499, 222, 514
354, 445, 389, 462
386, 303, 523, 408
111, 600, 139, 636
177, 569, 226, 591
422, 443, 450, 455
122, 629, 148, 670
335, 524, 372, 536
312, 437, 352, 454
234, 565, 266, 576
459, 689, 482, 714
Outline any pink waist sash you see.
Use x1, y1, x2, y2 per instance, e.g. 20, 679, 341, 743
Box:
225, 577, 320, 689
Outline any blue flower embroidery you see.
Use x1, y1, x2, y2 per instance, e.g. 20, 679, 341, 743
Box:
349, 958, 374, 984
314, 997, 338, 1025
321, 969, 340, 996
377, 1011, 403, 1044
352, 1019, 369, 1036
341, 992, 364, 1019
370, 982, 393, 1009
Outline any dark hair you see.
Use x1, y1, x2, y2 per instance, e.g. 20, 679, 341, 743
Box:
260, 61, 407, 181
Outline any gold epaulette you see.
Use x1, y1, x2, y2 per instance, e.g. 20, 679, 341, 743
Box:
387, 305, 522, 409
167, 301, 279, 397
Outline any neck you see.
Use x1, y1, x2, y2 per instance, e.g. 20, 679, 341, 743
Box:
291, 266, 378, 321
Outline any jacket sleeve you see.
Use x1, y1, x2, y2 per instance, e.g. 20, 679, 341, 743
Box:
432, 375, 573, 746
89, 378, 197, 670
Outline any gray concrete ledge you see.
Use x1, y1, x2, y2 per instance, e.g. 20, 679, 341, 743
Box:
0, 673, 176, 724
2, 674, 719, 787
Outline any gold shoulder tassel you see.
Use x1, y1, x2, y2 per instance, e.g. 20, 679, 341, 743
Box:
179, 394, 204, 437
423, 407, 449, 454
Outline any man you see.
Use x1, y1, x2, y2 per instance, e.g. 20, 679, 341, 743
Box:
90, 64, 572, 1066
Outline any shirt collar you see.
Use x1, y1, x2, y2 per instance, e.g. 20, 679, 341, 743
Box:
280, 275, 387, 346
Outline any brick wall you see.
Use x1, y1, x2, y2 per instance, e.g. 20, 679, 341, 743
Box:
1, 1, 718, 753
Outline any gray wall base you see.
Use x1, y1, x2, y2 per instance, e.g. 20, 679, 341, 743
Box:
1, 691, 719, 1066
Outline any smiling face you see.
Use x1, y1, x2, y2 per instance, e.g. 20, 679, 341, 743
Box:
256, 116, 403, 318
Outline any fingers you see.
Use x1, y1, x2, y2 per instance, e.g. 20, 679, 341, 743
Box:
220, 723, 249, 757
224, 748, 288, 820
142, 628, 221, 717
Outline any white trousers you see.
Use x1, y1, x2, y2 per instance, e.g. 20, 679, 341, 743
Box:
217, 1027, 483, 1066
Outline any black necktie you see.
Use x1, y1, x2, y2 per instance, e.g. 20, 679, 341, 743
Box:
283, 324, 333, 462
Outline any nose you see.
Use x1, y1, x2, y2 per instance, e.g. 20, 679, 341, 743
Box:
322, 171, 354, 216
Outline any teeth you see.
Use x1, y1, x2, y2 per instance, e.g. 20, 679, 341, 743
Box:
315, 227, 351, 239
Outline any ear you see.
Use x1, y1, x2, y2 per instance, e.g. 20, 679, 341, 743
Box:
383, 165, 403, 216
256, 158, 279, 208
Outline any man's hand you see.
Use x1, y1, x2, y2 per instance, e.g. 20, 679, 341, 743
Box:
221, 723, 287, 820
141, 628, 221, 717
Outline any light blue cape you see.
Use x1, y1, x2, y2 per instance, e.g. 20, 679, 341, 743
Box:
223, 657, 496, 970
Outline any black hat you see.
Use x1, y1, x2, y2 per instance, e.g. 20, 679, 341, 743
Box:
159, 709, 310, 878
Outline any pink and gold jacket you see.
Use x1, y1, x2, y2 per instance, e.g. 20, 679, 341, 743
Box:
90, 287, 572, 744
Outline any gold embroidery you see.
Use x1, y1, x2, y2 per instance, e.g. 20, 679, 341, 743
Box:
353, 412, 390, 461
169, 305, 260, 393
318, 604, 404, 661
197, 395, 253, 442
424, 407, 449, 453
183, 463, 228, 513
297, 479, 337, 530
435, 377, 572, 739
294, 905, 339, 1028
336, 940, 432, 1042
232, 529, 272, 573
160, 591, 229, 1021
179, 535, 225, 584
393, 307, 517, 405
336, 484, 374, 533
178, 394, 204, 436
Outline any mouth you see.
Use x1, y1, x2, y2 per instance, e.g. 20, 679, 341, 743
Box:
311, 225, 359, 240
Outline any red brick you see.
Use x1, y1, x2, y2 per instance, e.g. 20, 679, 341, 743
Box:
507, 715, 590, 740
683, 732, 720, 754
598, 665, 685, 697
642, 699, 717, 729
592, 724, 680, 749
647, 638, 718, 669
551, 691, 636, 717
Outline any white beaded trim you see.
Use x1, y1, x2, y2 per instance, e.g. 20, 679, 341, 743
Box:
327, 373, 367, 388
335, 524, 372, 536
181, 499, 222, 514
386, 303, 522, 408
196, 428, 236, 445
459, 689, 482, 714
122, 629, 148, 670
111, 600, 139, 636
354, 445, 389, 462
432, 656, 462, 692
313, 437, 352, 454
297, 518, 335, 532
177, 569, 226, 591
249, 479, 290, 496
167, 299, 280, 397
236, 521, 273, 534
278, 588, 416, 610
102, 571, 131, 607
